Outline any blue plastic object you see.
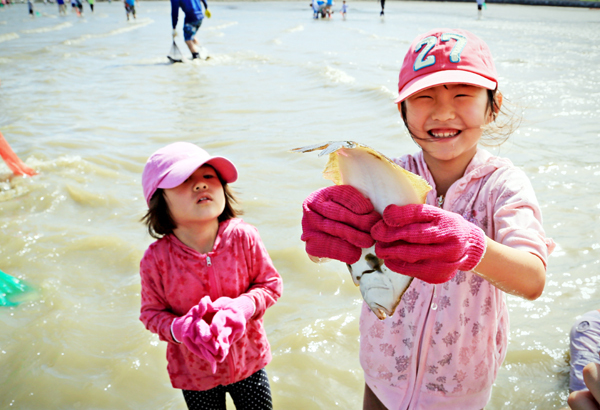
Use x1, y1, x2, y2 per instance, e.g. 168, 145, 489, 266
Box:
0, 269, 32, 307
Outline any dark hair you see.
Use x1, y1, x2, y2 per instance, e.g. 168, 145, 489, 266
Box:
140, 166, 242, 240
400, 88, 521, 147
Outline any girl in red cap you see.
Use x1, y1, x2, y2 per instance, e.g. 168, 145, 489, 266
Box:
139, 142, 283, 410
300, 29, 554, 409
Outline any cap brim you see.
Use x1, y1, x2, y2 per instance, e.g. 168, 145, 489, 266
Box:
394, 70, 497, 103
157, 156, 238, 190
205, 157, 238, 183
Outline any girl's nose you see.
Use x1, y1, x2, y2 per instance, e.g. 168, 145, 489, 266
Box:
193, 181, 207, 191
431, 101, 455, 121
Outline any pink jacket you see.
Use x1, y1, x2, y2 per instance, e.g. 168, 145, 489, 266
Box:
360, 149, 555, 410
139, 218, 283, 391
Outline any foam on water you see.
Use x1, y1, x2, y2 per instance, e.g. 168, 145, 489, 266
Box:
285, 24, 304, 33
0, 32, 19, 42
63, 17, 153, 45
204, 21, 238, 31
21, 22, 72, 34
322, 65, 355, 84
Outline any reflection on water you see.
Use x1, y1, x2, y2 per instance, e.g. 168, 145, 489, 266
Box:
0, 1, 599, 409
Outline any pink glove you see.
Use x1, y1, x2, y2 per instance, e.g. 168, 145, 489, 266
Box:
171, 296, 220, 371
301, 185, 382, 264
209, 296, 255, 368
371, 204, 487, 284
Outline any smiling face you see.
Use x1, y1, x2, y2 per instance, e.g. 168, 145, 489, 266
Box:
401, 84, 496, 166
163, 165, 226, 229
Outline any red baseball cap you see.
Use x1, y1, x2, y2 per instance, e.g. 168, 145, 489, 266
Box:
395, 28, 498, 103
142, 142, 237, 206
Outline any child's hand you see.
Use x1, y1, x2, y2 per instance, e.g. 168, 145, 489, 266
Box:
209, 296, 255, 362
301, 185, 381, 264
371, 204, 487, 284
212, 295, 254, 322
171, 297, 212, 344
171, 297, 220, 371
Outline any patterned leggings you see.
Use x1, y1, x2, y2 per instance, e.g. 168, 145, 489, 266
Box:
182, 368, 273, 410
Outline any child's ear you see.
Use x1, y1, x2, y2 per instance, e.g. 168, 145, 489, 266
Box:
488, 91, 503, 123
494, 91, 503, 114
397, 103, 404, 120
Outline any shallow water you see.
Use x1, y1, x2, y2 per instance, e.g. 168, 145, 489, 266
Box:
0, 1, 599, 408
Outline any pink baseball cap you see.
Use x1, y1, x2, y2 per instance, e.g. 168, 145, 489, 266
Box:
142, 142, 238, 205
395, 28, 498, 103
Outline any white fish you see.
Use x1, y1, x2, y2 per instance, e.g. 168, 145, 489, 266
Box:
293, 141, 432, 320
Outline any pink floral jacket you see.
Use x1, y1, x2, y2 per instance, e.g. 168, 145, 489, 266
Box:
359, 149, 555, 410
139, 218, 283, 391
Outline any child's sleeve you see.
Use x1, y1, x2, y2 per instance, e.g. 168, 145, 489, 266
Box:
139, 248, 178, 343
170, 0, 179, 29
243, 226, 283, 320
491, 168, 555, 268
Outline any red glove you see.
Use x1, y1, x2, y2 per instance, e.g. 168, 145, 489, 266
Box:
371, 204, 486, 284
171, 296, 255, 374
301, 185, 382, 264
209, 296, 255, 369
171, 296, 220, 370
211, 295, 255, 320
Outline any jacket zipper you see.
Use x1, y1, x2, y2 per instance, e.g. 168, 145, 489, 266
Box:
432, 192, 443, 309
408, 193, 443, 407
206, 255, 222, 297
431, 285, 438, 311
206, 255, 237, 383
407, 286, 438, 409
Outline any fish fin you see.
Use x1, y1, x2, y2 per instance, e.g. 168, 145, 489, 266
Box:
317, 141, 355, 157
323, 150, 342, 185
290, 141, 356, 156
290, 142, 332, 154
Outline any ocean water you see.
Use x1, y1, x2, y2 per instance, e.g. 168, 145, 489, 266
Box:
0, 1, 599, 408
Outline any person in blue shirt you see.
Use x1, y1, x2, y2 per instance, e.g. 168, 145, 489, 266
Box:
171, 0, 210, 60
125, 0, 136, 20
325, 0, 333, 17
310, 0, 326, 18
310, 0, 319, 18
340, 0, 347, 19
57, 0, 67, 14
476, 0, 485, 19
568, 309, 600, 410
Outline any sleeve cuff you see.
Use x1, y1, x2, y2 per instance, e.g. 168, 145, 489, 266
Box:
235, 295, 256, 320
171, 318, 181, 343
468, 227, 488, 272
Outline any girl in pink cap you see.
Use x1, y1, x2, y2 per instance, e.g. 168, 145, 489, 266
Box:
301, 29, 554, 409
139, 142, 283, 410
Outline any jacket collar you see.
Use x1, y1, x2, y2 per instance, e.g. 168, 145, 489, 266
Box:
165, 218, 242, 256
414, 148, 514, 205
